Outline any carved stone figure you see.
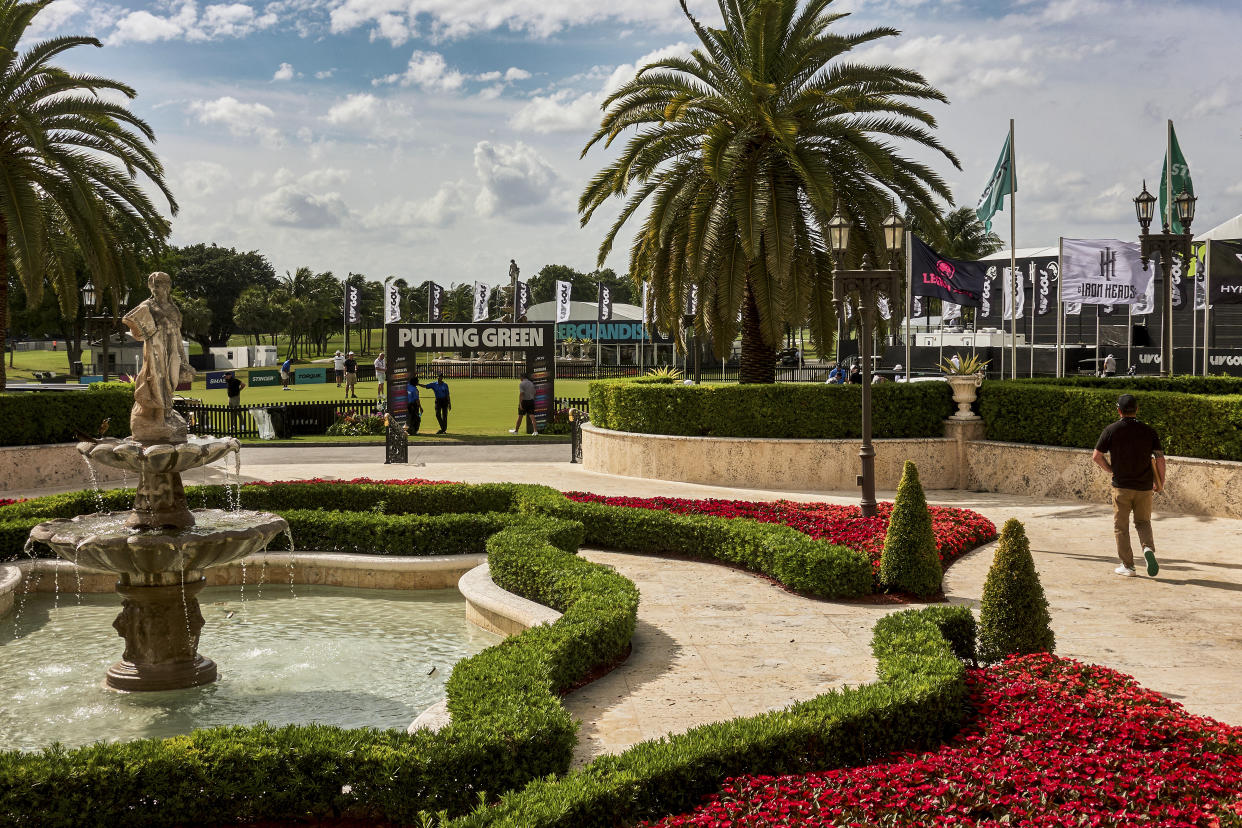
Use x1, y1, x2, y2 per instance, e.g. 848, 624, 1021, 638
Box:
123, 272, 195, 444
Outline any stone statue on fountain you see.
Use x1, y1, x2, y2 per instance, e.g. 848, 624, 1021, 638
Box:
123, 272, 196, 444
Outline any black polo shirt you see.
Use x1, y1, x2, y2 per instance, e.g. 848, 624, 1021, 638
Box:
1095, 417, 1162, 491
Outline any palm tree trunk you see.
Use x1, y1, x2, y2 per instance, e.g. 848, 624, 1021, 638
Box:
739, 278, 775, 384
0, 217, 7, 391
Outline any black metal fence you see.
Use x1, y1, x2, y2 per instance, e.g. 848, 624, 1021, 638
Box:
174, 399, 381, 439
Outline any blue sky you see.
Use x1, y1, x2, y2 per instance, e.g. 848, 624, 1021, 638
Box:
32, 0, 1242, 287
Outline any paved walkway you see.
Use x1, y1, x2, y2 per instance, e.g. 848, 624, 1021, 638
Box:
13, 445, 1241, 757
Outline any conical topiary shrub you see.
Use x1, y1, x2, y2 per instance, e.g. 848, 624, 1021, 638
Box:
977, 518, 1056, 664
878, 460, 943, 598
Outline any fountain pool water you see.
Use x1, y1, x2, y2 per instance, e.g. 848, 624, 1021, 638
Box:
0, 586, 500, 751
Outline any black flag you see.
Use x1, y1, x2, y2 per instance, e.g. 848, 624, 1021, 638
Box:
515, 280, 531, 319
1210, 240, 1242, 304
910, 235, 986, 307
598, 283, 613, 322
428, 282, 444, 322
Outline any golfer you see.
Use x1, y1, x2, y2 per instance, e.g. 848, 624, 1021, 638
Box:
509, 372, 539, 435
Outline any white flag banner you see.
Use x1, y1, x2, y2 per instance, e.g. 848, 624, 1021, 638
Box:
384, 279, 402, 324
555, 280, 572, 323
942, 300, 962, 324
877, 294, 892, 321
1065, 302, 1082, 316
1061, 238, 1156, 306
911, 295, 923, 319
472, 281, 489, 322
641, 283, 651, 323
1132, 268, 1157, 316
1001, 266, 1025, 321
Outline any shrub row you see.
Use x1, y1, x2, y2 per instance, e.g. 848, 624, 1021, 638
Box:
979, 381, 1242, 461
587, 380, 954, 439
0, 517, 631, 827
445, 605, 974, 828
0, 385, 133, 447
1018, 375, 1242, 395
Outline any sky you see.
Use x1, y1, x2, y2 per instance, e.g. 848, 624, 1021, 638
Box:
32, 0, 1242, 289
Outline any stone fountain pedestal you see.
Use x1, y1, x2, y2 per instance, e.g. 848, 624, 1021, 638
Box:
29, 436, 287, 692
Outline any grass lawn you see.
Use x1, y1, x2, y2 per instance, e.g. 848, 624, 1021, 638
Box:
185, 377, 594, 437
5, 349, 77, 381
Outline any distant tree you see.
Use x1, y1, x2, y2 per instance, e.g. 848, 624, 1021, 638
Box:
443, 283, 474, 322
233, 286, 287, 346
907, 206, 1003, 261
528, 264, 635, 306
172, 289, 212, 343
165, 243, 277, 350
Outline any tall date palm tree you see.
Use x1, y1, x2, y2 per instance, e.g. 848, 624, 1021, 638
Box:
580, 0, 959, 382
0, 0, 176, 388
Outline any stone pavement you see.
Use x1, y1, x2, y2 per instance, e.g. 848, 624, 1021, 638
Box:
14, 445, 1241, 759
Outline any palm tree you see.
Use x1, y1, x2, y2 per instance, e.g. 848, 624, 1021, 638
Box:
0, 0, 177, 388
908, 205, 1003, 261
580, 0, 958, 382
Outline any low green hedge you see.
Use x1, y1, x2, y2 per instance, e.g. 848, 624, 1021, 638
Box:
0, 384, 133, 447
979, 381, 1242, 461
588, 380, 953, 438
1018, 375, 1242, 395
446, 605, 973, 828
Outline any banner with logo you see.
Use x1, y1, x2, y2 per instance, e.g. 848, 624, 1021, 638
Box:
641, 283, 652, 323
598, 283, 613, 322
877, 294, 892, 321
1029, 258, 1059, 316
1210, 240, 1242, 304
1060, 239, 1152, 306
910, 235, 986, 306
345, 284, 361, 324
555, 280, 572, 322
384, 279, 402, 324
472, 282, 489, 322
976, 129, 1016, 233
515, 280, 531, 319
1159, 122, 1194, 234
941, 300, 961, 324
1001, 263, 1024, 321
428, 281, 444, 322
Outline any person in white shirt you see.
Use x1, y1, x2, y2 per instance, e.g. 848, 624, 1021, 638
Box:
374, 352, 386, 397
332, 351, 346, 386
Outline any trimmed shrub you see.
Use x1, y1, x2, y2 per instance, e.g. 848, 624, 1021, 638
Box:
0, 384, 133, 446
1019, 375, 1242, 395
445, 605, 974, 828
588, 380, 953, 439
978, 381, 1242, 461
977, 518, 1055, 665
877, 461, 943, 598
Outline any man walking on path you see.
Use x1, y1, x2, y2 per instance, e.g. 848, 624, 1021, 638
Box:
1092, 393, 1165, 577
343, 352, 358, 398
423, 374, 451, 433
280, 356, 292, 390
509, 372, 539, 435
332, 351, 345, 386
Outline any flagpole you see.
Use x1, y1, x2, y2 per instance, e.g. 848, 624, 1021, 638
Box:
1008, 118, 1018, 379
904, 230, 912, 382
1056, 238, 1064, 377
1126, 304, 1133, 375
1028, 263, 1035, 377
1191, 279, 1198, 374
1204, 242, 1212, 376
1095, 306, 1101, 374
1165, 119, 1174, 377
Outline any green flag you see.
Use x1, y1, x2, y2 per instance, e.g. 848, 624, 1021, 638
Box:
975, 130, 1015, 233
1159, 123, 1193, 234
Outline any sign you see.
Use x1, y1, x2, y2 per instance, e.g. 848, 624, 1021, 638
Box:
1060, 239, 1154, 306
556, 322, 671, 344
555, 280, 572, 322
1210, 240, 1242, 304
428, 282, 444, 322
472, 282, 489, 322
249, 369, 282, 387
345, 284, 361, 324
384, 279, 402, 324
910, 235, 986, 306
515, 280, 531, 319
205, 371, 229, 389
294, 366, 327, 384
598, 283, 613, 322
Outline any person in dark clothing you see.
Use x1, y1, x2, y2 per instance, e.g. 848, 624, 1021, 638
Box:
225, 372, 245, 432
1092, 393, 1165, 577
343, 352, 358, 398
406, 376, 423, 434
422, 374, 451, 433
848, 365, 863, 384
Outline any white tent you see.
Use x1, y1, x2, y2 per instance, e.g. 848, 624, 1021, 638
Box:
1194, 213, 1242, 242
978, 246, 1059, 260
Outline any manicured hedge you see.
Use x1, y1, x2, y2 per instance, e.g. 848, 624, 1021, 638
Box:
978, 381, 1242, 461
0, 384, 133, 446
1019, 375, 1242, 395
445, 605, 973, 828
588, 379, 953, 438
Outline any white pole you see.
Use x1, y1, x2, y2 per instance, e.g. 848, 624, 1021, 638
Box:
1028, 262, 1035, 377
1191, 282, 1198, 375
904, 229, 912, 382
1204, 242, 1212, 376
1165, 119, 1174, 376
1008, 117, 1018, 380
1095, 306, 1101, 373
1056, 238, 1064, 377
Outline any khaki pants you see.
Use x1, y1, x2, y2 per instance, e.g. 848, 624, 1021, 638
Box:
1112, 487, 1155, 570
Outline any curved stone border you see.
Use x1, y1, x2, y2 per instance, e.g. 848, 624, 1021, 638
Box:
581, 422, 957, 490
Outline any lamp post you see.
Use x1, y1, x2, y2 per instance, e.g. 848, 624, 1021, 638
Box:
1133, 182, 1196, 377
81, 281, 129, 382
830, 209, 904, 518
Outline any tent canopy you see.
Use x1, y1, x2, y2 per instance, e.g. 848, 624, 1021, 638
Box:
1194, 213, 1242, 242
979, 246, 1059, 260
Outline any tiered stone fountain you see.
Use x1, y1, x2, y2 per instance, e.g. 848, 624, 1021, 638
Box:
28, 272, 286, 691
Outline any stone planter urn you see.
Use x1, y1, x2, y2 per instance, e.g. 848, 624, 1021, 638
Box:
947, 374, 983, 420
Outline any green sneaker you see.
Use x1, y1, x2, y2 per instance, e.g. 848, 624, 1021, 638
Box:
1143, 546, 1159, 577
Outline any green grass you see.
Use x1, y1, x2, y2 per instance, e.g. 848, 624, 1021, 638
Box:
5, 349, 77, 381
187, 377, 593, 437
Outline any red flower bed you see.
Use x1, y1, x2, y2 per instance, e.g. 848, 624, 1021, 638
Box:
642, 655, 1242, 827
0, 498, 25, 507
242, 477, 453, 487
565, 494, 996, 571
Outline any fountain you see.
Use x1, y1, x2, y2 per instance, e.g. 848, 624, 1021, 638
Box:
27, 272, 287, 692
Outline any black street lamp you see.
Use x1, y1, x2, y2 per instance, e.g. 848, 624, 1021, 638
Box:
830, 209, 904, 518
81, 281, 129, 382
1134, 182, 1196, 377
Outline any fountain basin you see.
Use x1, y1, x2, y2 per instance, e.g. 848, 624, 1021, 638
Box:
80, 436, 240, 475
29, 510, 288, 587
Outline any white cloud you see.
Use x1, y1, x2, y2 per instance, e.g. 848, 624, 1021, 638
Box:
856, 34, 1043, 96
273, 62, 295, 81
105, 1, 275, 45
189, 96, 282, 147
27, 0, 85, 36
1189, 84, 1232, 119
381, 50, 466, 91
256, 185, 351, 228
363, 181, 472, 229
511, 42, 693, 133
171, 160, 232, 199
108, 4, 194, 44
473, 140, 562, 217
505, 67, 532, 82
325, 92, 381, 124
315, 69, 336, 79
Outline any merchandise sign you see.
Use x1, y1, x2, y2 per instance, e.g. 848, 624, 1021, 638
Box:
248, 369, 282, 387
1060, 239, 1155, 306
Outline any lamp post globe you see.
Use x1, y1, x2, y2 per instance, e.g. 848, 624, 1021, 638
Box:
882, 211, 905, 261
1174, 187, 1196, 230
1134, 181, 1156, 234
81, 280, 97, 313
